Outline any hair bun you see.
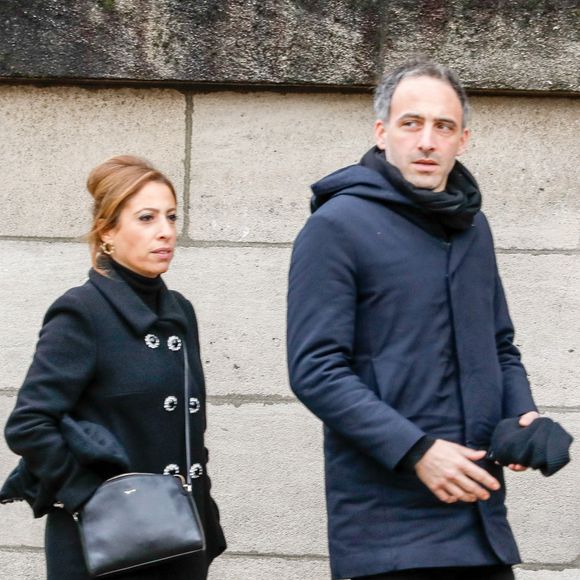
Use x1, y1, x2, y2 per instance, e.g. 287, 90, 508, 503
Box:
87, 155, 153, 200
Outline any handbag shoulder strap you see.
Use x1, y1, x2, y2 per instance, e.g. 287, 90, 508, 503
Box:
182, 341, 193, 492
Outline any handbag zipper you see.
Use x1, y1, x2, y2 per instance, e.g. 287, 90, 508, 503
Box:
104, 472, 153, 482
72, 473, 189, 522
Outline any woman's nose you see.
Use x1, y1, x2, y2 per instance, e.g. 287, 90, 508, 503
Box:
158, 217, 175, 239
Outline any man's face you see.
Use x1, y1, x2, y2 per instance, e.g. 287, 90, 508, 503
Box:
374, 75, 470, 192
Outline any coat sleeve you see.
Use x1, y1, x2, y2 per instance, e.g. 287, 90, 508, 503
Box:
287, 212, 425, 471
4, 290, 103, 515
493, 272, 537, 418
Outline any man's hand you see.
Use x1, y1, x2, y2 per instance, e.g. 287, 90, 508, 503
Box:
415, 439, 500, 504
518, 411, 540, 427
506, 411, 541, 472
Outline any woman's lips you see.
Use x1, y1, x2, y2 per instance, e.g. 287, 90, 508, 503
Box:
152, 248, 174, 259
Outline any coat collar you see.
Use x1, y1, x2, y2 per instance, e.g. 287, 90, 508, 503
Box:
88, 269, 188, 335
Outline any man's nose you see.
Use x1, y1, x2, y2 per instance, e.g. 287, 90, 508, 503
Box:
418, 126, 435, 153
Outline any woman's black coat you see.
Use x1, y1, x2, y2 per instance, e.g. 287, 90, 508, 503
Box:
4, 269, 226, 580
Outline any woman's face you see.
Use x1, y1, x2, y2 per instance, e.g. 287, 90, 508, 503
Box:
102, 181, 177, 278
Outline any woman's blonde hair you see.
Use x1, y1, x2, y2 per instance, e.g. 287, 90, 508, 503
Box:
86, 155, 176, 273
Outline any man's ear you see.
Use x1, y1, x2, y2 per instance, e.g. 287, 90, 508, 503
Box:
374, 119, 387, 151
456, 127, 470, 157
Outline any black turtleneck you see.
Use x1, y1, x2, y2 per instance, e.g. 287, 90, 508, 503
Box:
107, 259, 163, 314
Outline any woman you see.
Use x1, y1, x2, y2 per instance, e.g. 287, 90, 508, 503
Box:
3, 156, 226, 579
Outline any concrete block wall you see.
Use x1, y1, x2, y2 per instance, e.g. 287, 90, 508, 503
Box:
0, 85, 578, 579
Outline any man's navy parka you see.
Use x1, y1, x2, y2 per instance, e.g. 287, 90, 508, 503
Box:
287, 164, 537, 579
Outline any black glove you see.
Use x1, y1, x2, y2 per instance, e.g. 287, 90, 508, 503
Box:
487, 417, 573, 476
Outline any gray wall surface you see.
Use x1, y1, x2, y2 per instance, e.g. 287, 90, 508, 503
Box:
0, 84, 578, 579
1, 0, 579, 92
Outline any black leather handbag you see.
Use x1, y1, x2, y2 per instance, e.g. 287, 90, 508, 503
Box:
73, 342, 205, 577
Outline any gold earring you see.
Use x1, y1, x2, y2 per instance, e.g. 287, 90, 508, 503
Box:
100, 241, 114, 255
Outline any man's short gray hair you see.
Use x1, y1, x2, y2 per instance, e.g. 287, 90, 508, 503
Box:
374, 58, 470, 128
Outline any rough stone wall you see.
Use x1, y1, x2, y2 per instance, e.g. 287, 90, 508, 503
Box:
0, 85, 578, 579
1, 0, 579, 92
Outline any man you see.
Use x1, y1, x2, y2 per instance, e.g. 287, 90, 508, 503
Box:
287, 59, 539, 580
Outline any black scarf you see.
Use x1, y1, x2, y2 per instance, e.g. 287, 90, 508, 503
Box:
360, 146, 482, 231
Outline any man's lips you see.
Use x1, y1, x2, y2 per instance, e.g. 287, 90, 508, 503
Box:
412, 159, 439, 172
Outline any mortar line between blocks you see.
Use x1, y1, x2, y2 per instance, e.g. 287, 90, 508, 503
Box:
180, 91, 194, 240
209, 399, 580, 411
219, 550, 328, 562
206, 394, 298, 406
2, 389, 580, 411
0, 236, 293, 248
0, 546, 577, 570
208, 551, 580, 570
0, 545, 44, 554
0, 237, 578, 253
517, 562, 580, 571
496, 248, 579, 255
537, 405, 580, 414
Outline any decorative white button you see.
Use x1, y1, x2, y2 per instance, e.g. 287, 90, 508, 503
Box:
163, 464, 180, 475
145, 334, 160, 349
167, 336, 182, 351
189, 397, 200, 414
189, 463, 203, 479
164, 396, 178, 412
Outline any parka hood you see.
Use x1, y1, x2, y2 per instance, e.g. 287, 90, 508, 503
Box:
311, 164, 414, 213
